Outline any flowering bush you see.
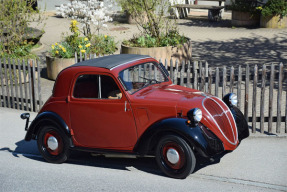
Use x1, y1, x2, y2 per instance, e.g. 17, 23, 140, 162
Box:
90, 35, 117, 55
49, 20, 91, 58
50, 42, 74, 58
65, 20, 80, 49
56, 0, 114, 37
75, 37, 91, 55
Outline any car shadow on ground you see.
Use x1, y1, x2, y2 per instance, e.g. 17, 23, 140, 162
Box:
3, 139, 228, 178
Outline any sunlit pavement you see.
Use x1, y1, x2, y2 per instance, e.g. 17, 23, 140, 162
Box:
0, 108, 286, 191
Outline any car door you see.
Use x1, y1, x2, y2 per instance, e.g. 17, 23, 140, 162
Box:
69, 72, 138, 150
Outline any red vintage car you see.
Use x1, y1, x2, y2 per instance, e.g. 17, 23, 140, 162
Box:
21, 54, 249, 179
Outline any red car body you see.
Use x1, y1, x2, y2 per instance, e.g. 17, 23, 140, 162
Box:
22, 54, 249, 179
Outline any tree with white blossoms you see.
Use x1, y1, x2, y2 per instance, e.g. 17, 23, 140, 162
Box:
56, 0, 114, 37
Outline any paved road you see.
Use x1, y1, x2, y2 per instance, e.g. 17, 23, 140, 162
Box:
32, 12, 287, 68
37, 0, 70, 11
0, 108, 287, 191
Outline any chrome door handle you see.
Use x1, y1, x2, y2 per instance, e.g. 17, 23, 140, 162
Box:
125, 101, 127, 112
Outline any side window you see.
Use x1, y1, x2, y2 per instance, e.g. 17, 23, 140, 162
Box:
73, 74, 122, 100
101, 75, 122, 99
73, 75, 99, 99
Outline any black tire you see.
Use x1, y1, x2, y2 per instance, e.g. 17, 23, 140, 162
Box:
233, 107, 249, 141
37, 124, 70, 163
155, 135, 196, 179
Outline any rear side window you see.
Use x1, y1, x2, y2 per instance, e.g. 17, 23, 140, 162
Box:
73, 75, 99, 99
73, 74, 122, 99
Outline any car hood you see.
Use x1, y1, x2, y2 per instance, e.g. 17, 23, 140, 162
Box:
133, 84, 205, 103
132, 84, 239, 150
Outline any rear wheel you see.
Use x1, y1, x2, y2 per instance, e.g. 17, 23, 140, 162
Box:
37, 125, 70, 163
155, 135, 196, 179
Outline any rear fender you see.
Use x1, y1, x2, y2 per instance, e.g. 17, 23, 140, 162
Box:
25, 111, 73, 146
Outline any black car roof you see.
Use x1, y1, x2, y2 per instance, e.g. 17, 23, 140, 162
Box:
72, 54, 151, 70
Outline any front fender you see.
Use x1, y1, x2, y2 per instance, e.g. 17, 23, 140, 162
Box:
25, 111, 71, 142
134, 118, 224, 158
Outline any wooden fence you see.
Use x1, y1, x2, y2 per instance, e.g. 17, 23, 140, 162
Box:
159, 59, 286, 134
1, 53, 286, 134
0, 58, 42, 112
77, 53, 287, 134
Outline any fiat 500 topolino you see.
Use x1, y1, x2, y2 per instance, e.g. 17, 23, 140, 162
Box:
21, 54, 249, 179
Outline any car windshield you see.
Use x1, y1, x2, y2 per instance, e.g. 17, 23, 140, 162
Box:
119, 62, 168, 94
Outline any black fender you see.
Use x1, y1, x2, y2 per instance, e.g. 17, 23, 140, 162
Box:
230, 107, 249, 141
134, 118, 224, 158
25, 111, 73, 147
223, 94, 249, 142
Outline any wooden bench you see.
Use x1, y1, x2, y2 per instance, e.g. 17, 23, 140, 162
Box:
173, 0, 225, 21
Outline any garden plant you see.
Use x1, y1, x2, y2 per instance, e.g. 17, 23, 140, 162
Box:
56, 0, 117, 56
0, 0, 44, 58
118, 0, 188, 48
257, 0, 287, 18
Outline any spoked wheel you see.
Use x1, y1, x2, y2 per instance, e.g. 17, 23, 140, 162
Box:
156, 135, 196, 179
37, 125, 70, 163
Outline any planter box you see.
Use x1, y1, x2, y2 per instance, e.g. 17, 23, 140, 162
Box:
231, 11, 260, 27
260, 15, 287, 29
120, 40, 192, 66
46, 56, 75, 80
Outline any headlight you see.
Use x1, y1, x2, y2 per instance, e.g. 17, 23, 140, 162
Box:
223, 93, 238, 107
229, 93, 238, 106
187, 108, 202, 123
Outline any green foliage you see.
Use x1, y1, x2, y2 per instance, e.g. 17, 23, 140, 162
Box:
123, 30, 187, 48
50, 20, 117, 58
228, 0, 259, 13
50, 20, 91, 58
90, 35, 117, 56
0, 0, 44, 58
0, 40, 38, 59
50, 42, 74, 58
259, 0, 287, 17
117, 0, 185, 46
75, 37, 91, 55
65, 20, 80, 50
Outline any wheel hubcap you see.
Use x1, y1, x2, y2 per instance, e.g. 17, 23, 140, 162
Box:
166, 148, 180, 164
47, 136, 58, 151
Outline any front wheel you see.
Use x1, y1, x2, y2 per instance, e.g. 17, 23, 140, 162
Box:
155, 135, 196, 179
37, 125, 70, 163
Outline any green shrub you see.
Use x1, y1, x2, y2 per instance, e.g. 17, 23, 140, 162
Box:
50, 20, 92, 58
90, 35, 117, 56
122, 31, 187, 48
259, 0, 287, 17
0, 0, 44, 58
50, 42, 74, 58
117, 0, 188, 47
228, 0, 259, 13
